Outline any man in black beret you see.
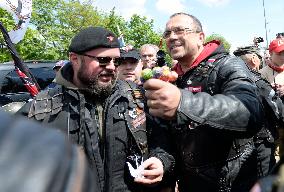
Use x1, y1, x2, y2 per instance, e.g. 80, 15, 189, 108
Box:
118, 47, 143, 84
233, 45, 263, 71
234, 45, 284, 183
17, 26, 175, 192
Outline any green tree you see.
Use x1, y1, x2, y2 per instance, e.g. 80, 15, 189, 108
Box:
205, 33, 231, 52
102, 8, 126, 37
0, 8, 19, 62
31, 0, 102, 59
0, 0, 167, 62
97, 9, 162, 49
124, 14, 161, 48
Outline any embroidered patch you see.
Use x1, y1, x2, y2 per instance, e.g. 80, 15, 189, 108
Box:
207, 59, 216, 63
129, 107, 144, 119
132, 112, 146, 129
132, 89, 143, 99
187, 86, 202, 92
129, 108, 138, 119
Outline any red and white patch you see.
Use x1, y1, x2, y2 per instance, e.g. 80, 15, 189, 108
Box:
131, 112, 146, 129
187, 86, 202, 93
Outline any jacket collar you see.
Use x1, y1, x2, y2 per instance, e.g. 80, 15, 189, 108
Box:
54, 62, 78, 90
173, 40, 226, 76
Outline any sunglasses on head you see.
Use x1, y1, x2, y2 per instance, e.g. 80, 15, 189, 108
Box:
82, 54, 122, 66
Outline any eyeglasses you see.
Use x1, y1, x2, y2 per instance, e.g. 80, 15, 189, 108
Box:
82, 54, 122, 66
163, 27, 199, 39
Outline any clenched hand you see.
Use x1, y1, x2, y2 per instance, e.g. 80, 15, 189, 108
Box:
134, 157, 164, 185
143, 79, 181, 120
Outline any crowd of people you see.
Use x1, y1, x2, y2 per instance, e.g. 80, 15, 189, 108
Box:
0, 12, 284, 192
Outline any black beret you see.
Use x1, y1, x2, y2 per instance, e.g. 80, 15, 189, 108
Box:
120, 48, 140, 60
69, 26, 120, 54
233, 46, 262, 58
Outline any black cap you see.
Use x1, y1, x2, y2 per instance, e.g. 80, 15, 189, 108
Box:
120, 48, 140, 60
233, 46, 262, 59
69, 27, 120, 54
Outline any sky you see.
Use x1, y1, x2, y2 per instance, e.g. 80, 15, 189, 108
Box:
92, 0, 284, 52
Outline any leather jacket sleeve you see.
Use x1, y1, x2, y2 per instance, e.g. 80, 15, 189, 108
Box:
147, 115, 176, 185
177, 56, 263, 136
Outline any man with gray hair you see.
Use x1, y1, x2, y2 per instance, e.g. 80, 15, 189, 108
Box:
234, 45, 282, 180
140, 44, 159, 69
233, 45, 263, 71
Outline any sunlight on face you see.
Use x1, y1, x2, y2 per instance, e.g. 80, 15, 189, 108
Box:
73, 48, 120, 96
118, 58, 142, 82
165, 15, 204, 62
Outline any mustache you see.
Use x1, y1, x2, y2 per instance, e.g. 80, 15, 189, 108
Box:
99, 71, 116, 76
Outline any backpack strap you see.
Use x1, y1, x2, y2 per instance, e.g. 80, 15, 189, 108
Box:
205, 53, 229, 95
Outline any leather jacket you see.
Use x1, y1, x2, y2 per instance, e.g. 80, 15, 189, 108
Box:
173, 43, 263, 191
17, 63, 175, 192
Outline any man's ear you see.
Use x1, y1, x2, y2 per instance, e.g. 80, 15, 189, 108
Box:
69, 52, 82, 75
198, 32, 205, 46
69, 52, 78, 64
251, 54, 258, 66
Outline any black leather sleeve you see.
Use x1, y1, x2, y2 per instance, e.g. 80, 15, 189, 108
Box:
177, 56, 263, 135
147, 115, 176, 185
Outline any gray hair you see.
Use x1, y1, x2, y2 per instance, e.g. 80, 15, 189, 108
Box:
140, 44, 159, 54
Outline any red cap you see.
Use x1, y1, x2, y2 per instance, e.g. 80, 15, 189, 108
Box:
269, 39, 284, 53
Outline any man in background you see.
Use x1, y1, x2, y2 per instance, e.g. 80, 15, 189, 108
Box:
260, 38, 284, 100
118, 48, 143, 84
140, 44, 159, 69
52, 60, 68, 72
276, 32, 284, 39
233, 46, 263, 71
234, 46, 282, 177
47, 60, 69, 89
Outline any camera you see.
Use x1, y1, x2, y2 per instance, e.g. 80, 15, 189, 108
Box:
156, 50, 166, 67
276, 33, 284, 38
254, 37, 264, 44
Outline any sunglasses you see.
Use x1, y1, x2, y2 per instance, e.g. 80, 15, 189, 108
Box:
82, 54, 122, 66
